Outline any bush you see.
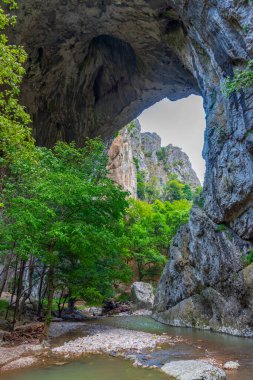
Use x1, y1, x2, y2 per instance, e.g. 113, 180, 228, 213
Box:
245, 250, 253, 265
0, 299, 9, 313
223, 60, 253, 97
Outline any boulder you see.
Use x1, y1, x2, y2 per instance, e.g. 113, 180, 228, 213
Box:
161, 360, 226, 380
131, 282, 154, 310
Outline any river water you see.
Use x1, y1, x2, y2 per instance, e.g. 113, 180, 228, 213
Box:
2, 316, 253, 380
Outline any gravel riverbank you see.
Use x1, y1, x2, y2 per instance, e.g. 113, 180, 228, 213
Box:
0, 321, 175, 373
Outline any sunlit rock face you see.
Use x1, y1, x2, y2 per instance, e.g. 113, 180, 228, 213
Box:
107, 121, 200, 198
15, 0, 253, 335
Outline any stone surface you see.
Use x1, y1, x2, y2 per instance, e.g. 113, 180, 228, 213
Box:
52, 325, 170, 356
223, 361, 240, 370
131, 282, 154, 310
153, 207, 253, 336
1, 357, 38, 372
0, 344, 43, 369
161, 360, 226, 380
12, 0, 253, 334
108, 121, 200, 199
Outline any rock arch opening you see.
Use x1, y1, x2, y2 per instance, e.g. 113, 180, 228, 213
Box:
14, 0, 253, 335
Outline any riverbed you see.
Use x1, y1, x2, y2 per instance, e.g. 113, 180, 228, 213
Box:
1, 316, 253, 379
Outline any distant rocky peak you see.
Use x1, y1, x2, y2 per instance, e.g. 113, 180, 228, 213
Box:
141, 132, 161, 155
108, 120, 201, 200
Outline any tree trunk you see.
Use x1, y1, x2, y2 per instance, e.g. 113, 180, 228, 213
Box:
67, 296, 76, 313
37, 264, 46, 318
17, 256, 35, 319
12, 260, 26, 329
0, 258, 11, 297
43, 263, 55, 338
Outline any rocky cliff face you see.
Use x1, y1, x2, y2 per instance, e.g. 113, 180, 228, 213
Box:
13, 0, 253, 335
108, 121, 200, 199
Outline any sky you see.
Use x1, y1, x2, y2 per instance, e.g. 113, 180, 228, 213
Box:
138, 95, 206, 183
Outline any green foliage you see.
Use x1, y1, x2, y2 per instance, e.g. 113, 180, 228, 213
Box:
0, 0, 33, 168
145, 177, 160, 203
113, 130, 120, 138
223, 60, 253, 97
163, 176, 194, 202
133, 157, 139, 169
0, 299, 8, 311
245, 250, 253, 265
1, 139, 131, 306
115, 292, 131, 303
121, 198, 191, 281
127, 121, 136, 135
156, 147, 167, 163
136, 170, 146, 200
215, 224, 227, 232
193, 186, 203, 201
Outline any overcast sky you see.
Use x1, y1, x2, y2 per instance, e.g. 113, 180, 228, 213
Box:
138, 95, 206, 183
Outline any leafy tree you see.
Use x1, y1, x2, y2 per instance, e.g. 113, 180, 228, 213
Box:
145, 177, 160, 203
136, 169, 146, 200
121, 198, 191, 281
1, 139, 130, 329
162, 175, 198, 202
0, 0, 33, 173
163, 178, 184, 201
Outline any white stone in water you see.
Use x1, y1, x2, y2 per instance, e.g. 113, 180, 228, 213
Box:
161, 360, 226, 380
223, 361, 240, 370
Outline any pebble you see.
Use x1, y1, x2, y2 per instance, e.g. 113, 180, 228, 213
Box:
52, 325, 171, 356
223, 361, 240, 370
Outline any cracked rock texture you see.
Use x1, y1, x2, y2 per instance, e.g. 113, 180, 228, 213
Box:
13, 0, 253, 335
108, 120, 200, 198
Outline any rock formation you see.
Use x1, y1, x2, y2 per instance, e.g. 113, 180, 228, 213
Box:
131, 282, 155, 310
13, 1, 253, 335
108, 121, 200, 198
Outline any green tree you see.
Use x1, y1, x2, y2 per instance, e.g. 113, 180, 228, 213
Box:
163, 178, 184, 201
1, 139, 130, 330
0, 0, 33, 172
121, 198, 191, 281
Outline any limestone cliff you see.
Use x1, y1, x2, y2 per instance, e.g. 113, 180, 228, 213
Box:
108, 121, 200, 199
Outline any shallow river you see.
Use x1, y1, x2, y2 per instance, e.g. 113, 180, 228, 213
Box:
2, 316, 253, 380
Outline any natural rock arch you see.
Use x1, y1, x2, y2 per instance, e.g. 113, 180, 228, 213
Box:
15, 0, 253, 335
